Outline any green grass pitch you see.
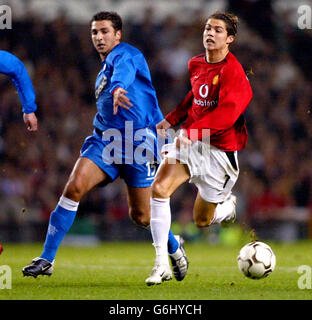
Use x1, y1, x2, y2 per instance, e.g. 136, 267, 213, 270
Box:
0, 240, 311, 300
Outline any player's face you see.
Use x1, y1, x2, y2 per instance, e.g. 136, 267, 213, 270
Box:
203, 19, 234, 52
91, 20, 121, 59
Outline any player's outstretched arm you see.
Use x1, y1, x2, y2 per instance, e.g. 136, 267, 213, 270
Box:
0, 51, 38, 129
23, 112, 38, 131
112, 87, 133, 115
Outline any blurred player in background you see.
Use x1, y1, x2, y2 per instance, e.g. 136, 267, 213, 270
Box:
0, 50, 38, 131
23, 11, 187, 281
146, 11, 253, 285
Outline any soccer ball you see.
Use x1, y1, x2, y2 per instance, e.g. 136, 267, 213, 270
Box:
237, 241, 276, 279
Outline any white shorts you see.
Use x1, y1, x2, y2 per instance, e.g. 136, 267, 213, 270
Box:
161, 138, 239, 203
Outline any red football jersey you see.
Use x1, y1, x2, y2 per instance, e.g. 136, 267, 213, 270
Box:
165, 52, 253, 151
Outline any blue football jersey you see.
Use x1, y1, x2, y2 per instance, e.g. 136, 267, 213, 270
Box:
0, 50, 37, 113
93, 42, 164, 132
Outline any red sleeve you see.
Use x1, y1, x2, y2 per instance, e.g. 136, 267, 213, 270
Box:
187, 62, 253, 139
165, 90, 193, 126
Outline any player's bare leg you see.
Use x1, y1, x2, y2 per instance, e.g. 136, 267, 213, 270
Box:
152, 158, 190, 199
63, 157, 107, 201
126, 186, 151, 227
193, 191, 237, 228
22, 157, 108, 278
146, 159, 190, 285
193, 193, 217, 227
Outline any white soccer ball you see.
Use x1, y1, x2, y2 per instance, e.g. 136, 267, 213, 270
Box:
237, 241, 276, 279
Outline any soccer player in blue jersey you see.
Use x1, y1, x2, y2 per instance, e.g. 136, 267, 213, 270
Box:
0, 50, 38, 131
22, 11, 188, 281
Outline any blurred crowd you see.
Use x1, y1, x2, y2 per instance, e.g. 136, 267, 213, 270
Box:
0, 4, 311, 242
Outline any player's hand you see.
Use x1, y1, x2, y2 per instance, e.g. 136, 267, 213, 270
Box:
176, 132, 192, 149
156, 119, 171, 138
23, 112, 38, 131
113, 87, 133, 115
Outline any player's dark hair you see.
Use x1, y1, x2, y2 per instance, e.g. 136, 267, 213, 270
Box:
208, 11, 238, 36
90, 11, 122, 31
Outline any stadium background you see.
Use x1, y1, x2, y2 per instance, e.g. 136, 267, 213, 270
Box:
0, 0, 312, 245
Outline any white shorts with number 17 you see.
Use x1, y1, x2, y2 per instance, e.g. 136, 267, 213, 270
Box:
161, 138, 239, 203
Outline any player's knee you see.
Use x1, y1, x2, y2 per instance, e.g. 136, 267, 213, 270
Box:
194, 215, 214, 228
64, 177, 85, 201
129, 207, 150, 227
151, 180, 170, 199
193, 202, 216, 228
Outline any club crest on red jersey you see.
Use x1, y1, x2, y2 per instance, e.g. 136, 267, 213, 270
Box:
212, 75, 219, 85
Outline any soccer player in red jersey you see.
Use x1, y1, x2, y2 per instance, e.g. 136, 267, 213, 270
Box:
146, 12, 253, 285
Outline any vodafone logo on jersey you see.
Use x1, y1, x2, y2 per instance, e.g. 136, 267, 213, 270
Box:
199, 84, 209, 98
195, 83, 218, 108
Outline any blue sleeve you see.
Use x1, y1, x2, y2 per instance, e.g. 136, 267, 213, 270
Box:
0, 51, 37, 113
109, 52, 138, 94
